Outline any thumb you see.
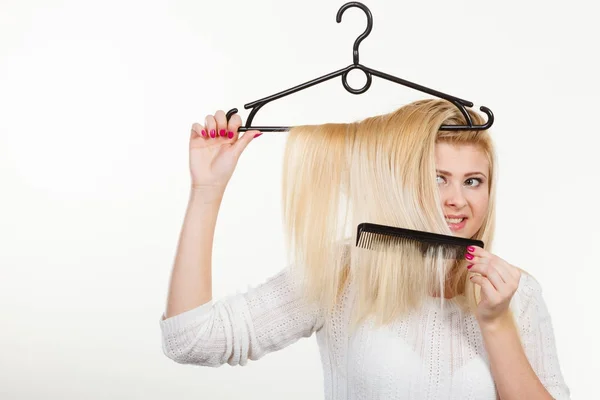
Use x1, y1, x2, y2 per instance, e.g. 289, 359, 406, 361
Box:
232, 130, 262, 158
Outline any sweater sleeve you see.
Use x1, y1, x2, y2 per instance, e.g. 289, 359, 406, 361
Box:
159, 266, 324, 367
515, 274, 571, 400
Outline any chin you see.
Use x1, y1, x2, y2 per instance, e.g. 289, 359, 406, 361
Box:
448, 227, 471, 238
454, 232, 472, 239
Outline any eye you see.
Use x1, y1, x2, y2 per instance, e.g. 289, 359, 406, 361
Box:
436, 175, 446, 185
465, 177, 482, 187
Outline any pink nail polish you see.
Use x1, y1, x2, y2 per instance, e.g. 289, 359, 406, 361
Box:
210, 129, 215, 138
254, 133, 263, 138
228, 131, 234, 139
465, 253, 474, 260
467, 264, 473, 269
201, 129, 206, 137
467, 246, 475, 253
219, 129, 226, 137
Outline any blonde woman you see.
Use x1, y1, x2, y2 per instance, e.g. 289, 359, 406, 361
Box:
160, 99, 570, 399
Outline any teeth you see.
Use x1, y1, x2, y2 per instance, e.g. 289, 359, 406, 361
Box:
445, 218, 464, 224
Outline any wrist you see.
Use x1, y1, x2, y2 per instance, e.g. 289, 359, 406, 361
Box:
479, 310, 515, 334
190, 184, 226, 204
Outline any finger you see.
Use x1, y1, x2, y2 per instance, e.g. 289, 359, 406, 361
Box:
494, 261, 522, 291
465, 246, 496, 268
465, 253, 489, 267
468, 262, 505, 290
491, 260, 514, 283
214, 110, 228, 138
227, 113, 242, 140
470, 275, 499, 301
205, 115, 217, 139
468, 259, 509, 283
465, 245, 490, 263
232, 130, 262, 158
468, 250, 515, 286
191, 123, 207, 139
499, 261, 522, 282
511, 266, 523, 284
466, 245, 490, 258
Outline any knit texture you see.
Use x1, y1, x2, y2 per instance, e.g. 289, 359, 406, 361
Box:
160, 268, 570, 399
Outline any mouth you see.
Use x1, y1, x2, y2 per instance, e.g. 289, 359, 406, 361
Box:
445, 215, 468, 230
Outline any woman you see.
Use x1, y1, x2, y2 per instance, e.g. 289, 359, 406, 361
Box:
160, 99, 570, 399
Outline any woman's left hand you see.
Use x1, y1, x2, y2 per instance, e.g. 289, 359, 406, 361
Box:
465, 246, 522, 327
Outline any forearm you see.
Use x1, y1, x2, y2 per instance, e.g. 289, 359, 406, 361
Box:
480, 313, 553, 400
164, 187, 224, 319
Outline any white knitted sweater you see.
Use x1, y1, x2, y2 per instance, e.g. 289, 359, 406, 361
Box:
160, 267, 570, 399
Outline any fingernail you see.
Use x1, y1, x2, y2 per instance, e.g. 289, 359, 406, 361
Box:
228, 131, 234, 139
210, 129, 216, 138
254, 133, 263, 138
467, 246, 475, 253
201, 129, 206, 137
467, 264, 473, 269
465, 253, 474, 260
219, 129, 226, 137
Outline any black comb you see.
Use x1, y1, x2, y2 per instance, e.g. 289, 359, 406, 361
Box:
356, 222, 484, 259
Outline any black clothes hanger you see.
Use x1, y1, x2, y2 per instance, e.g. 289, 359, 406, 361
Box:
226, 1, 494, 132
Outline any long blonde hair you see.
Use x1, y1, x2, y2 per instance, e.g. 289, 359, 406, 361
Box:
281, 99, 497, 328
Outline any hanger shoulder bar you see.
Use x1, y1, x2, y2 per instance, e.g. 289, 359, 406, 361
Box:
366, 66, 472, 107
244, 65, 352, 109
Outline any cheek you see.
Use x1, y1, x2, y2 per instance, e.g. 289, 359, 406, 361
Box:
471, 192, 490, 219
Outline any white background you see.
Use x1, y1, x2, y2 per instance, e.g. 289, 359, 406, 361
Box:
1, 0, 597, 399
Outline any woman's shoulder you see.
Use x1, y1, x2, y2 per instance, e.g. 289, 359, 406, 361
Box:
517, 269, 542, 294
510, 269, 546, 318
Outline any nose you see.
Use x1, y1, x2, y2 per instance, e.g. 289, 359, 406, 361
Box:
443, 183, 467, 209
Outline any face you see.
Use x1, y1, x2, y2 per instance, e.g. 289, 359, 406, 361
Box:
435, 142, 490, 239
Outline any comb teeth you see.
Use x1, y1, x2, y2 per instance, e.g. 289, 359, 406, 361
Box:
355, 222, 484, 260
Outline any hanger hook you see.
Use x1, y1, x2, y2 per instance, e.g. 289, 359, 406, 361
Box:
336, 2, 373, 65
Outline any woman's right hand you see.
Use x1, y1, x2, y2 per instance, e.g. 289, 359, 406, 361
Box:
189, 110, 262, 193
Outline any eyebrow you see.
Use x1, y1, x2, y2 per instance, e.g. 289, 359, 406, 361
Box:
436, 169, 488, 179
